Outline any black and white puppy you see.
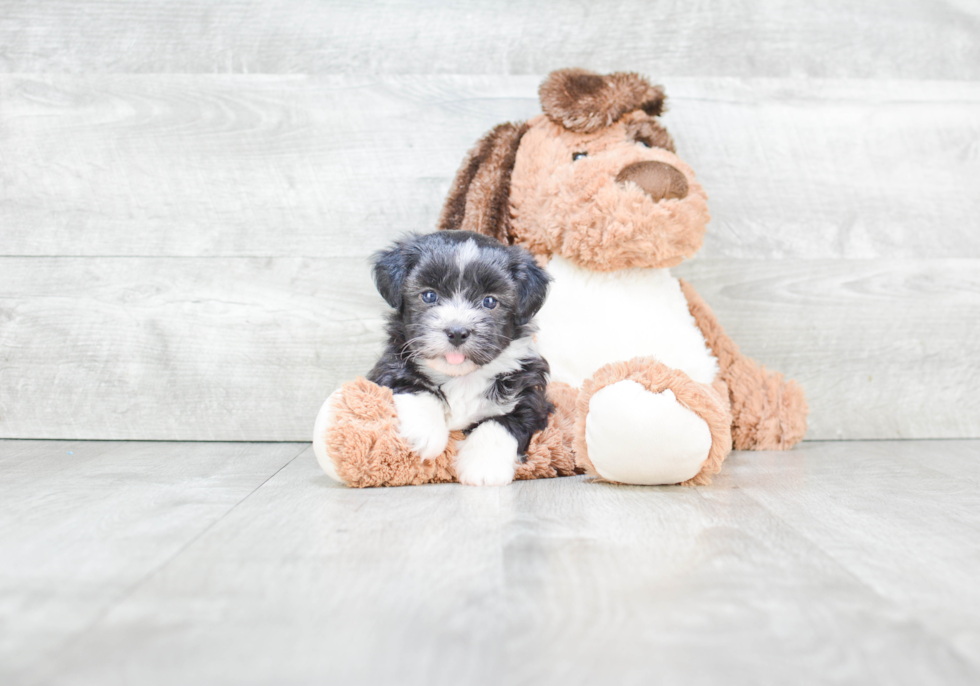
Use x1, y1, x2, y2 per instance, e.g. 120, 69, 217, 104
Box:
368, 230, 552, 486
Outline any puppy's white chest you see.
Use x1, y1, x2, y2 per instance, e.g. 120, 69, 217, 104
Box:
434, 336, 533, 431
535, 256, 718, 387
440, 374, 507, 431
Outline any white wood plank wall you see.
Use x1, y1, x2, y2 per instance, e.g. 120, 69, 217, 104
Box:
1, 2, 978, 441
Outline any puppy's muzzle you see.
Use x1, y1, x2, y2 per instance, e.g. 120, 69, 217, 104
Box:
616, 161, 688, 201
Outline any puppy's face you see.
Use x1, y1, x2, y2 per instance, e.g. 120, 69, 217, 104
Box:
373, 231, 549, 377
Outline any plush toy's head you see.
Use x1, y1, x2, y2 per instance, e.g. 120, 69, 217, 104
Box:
438, 68, 710, 272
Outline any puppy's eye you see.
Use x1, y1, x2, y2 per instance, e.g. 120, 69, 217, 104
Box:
637, 139, 651, 148
421, 291, 438, 304
482, 296, 498, 310
572, 152, 588, 161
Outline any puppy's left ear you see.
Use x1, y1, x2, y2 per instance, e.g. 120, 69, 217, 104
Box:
371, 235, 420, 309
508, 247, 551, 326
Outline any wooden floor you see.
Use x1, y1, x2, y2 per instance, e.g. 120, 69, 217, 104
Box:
2, 440, 979, 685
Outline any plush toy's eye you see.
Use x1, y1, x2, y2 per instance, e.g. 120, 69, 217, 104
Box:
421, 291, 438, 304
572, 152, 588, 161
637, 139, 652, 148
482, 296, 498, 309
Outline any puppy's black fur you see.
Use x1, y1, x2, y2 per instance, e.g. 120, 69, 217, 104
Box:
367, 230, 552, 457
482, 355, 553, 455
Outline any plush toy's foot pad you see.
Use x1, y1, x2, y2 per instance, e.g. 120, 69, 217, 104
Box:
576, 357, 733, 486
313, 389, 345, 483
586, 381, 711, 485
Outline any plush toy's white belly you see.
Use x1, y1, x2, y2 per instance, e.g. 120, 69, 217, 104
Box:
535, 256, 719, 388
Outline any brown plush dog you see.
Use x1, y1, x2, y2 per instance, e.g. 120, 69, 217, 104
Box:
314, 68, 808, 487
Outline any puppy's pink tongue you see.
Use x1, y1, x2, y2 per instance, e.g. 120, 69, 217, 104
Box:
445, 352, 466, 365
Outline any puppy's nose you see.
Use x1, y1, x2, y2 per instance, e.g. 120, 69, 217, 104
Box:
616, 161, 688, 201
445, 327, 471, 346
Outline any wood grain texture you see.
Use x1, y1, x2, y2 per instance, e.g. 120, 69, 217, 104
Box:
674, 258, 980, 440
3, 5, 979, 443
2, 257, 978, 441
2, 75, 978, 260
725, 441, 980, 668
6, 440, 977, 685
1, 0, 978, 79
0, 75, 540, 258
0, 257, 388, 440
0, 440, 305, 686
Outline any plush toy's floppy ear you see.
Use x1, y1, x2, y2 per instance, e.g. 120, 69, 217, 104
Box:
539, 68, 666, 133
507, 245, 551, 326
371, 234, 421, 309
437, 121, 529, 244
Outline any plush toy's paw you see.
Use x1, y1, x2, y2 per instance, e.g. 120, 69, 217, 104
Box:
393, 392, 450, 461
586, 380, 711, 485
454, 421, 518, 486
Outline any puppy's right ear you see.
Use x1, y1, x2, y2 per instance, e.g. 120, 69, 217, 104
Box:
371, 236, 419, 309
508, 246, 551, 326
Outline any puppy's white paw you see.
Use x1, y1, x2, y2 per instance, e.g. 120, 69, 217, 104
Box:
393, 392, 449, 461
454, 421, 518, 487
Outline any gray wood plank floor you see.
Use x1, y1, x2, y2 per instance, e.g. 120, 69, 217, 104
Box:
2, 439, 979, 685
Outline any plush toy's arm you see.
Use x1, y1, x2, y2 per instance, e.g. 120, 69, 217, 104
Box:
679, 279, 808, 450
314, 377, 580, 488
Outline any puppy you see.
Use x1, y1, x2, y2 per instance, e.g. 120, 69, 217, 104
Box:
368, 230, 552, 486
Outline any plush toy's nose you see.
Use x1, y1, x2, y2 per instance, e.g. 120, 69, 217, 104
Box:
616, 161, 688, 201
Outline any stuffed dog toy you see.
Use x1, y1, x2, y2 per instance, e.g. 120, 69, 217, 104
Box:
314, 68, 807, 487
